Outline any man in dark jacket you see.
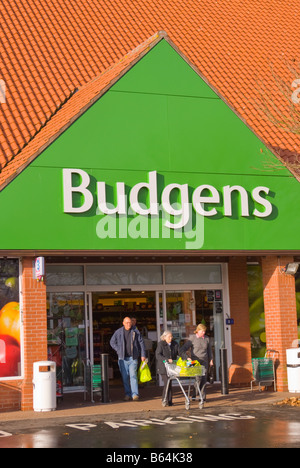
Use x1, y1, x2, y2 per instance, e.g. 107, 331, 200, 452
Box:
110, 317, 146, 401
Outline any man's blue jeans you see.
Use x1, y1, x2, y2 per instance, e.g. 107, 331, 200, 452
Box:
118, 357, 139, 397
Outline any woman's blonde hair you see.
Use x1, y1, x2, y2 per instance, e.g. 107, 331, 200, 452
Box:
194, 323, 207, 334
160, 330, 173, 341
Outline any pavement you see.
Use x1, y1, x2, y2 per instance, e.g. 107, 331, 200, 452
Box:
0, 383, 298, 423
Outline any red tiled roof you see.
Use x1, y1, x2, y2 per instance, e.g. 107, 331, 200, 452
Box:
0, 31, 165, 188
0, 0, 300, 183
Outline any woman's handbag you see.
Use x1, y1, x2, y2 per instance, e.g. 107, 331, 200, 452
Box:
208, 365, 214, 384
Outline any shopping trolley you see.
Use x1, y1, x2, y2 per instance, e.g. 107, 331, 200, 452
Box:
163, 361, 207, 410
251, 349, 278, 392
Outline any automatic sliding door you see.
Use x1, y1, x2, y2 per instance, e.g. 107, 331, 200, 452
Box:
164, 290, 225, 380
195, 290, 225, 380
47, 292, 86, 392
165, 291, 196, 347
90, 291, 157, 383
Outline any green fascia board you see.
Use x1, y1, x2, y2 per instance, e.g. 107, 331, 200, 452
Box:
0, 39, 299, 251
110, 39, 218, 99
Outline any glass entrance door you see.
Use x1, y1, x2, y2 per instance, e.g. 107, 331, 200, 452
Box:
165, 291, 196, 347
47, 292, 86, 393
46, 289, 226, 389
89, 291, 157, 383
46, 263, 230, 389
164, 290, 225, 381
195, 290, 225, 380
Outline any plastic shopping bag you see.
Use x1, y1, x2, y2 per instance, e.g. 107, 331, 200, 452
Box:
138, 361, 152, 383
176, 357, 187, 368
176, 357, 202, 377
164, 362, 181, 376
177, 357, 201, 368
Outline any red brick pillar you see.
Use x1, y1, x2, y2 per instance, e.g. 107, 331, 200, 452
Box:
21, 257, 47, 410
261, 256, 298, 391
228, 257, 252, 385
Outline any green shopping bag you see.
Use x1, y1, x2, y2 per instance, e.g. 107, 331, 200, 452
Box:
138, 361, 152, 383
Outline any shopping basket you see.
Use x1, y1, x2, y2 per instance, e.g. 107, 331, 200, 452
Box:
250, 350, 278, 392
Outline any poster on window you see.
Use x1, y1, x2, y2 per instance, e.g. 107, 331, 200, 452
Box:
0, 259, 20, 378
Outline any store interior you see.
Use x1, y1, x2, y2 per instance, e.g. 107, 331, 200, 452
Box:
47, 289, 224, 394
92, 291, 157, 382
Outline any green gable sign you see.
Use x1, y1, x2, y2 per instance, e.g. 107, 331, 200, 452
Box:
0, 40, 299, 251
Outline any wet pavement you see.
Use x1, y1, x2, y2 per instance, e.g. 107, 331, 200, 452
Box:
0, 384, 300, 448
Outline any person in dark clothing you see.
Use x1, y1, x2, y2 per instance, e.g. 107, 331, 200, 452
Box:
110, 317, 146, 401
156, 330, 179, 406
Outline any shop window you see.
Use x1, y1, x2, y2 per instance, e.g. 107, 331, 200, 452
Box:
86, 265, 163, 285
248, 264, 266, 358
46, 265, 84, 286
0, 258, 21, 379
47, 292, 86, 392
165, 265, 222, 284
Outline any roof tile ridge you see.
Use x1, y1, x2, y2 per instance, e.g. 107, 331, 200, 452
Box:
78, 30, 167, 92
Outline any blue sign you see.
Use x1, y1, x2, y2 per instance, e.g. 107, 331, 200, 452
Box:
226, 318, 234, 326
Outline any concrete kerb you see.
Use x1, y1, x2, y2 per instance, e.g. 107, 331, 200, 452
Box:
0, 385, 296, 424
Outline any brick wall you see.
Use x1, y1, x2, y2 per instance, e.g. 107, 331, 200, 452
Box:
20, 257, 47, 410
0, 380, 22, 412
262, 256, 298, 391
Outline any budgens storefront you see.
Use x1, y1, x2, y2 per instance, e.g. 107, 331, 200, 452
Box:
0, 37, 299, 411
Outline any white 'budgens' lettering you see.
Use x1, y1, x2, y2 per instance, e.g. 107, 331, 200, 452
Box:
129, 170, 159, 216
223, 185, 249, 217
192, 184, 220, 216
161, 182, 189, 229
252, 186, 273, 217
63, 168, 94, 213
97, 181, 127, 215
62, 169, 274, 223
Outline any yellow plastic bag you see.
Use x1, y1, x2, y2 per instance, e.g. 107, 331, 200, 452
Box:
180, 366, 202, 377
177, 357, 201, 368
176, 357, 186, 368
138, 361, 152, 383
176, 358, 202, 377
